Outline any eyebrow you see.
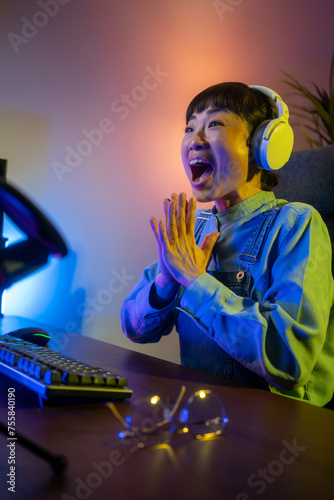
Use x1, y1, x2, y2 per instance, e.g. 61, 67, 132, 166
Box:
187, 107, 230, 123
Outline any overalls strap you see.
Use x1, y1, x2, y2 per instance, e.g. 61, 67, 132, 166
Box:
238, 208, 281, 265
195, 210, 211, 245
194, 208, 281, 264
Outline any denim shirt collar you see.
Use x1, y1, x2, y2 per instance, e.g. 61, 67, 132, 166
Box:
212, 191, 276, 224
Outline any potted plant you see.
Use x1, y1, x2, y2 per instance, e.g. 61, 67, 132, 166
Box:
282, 52, 334, 148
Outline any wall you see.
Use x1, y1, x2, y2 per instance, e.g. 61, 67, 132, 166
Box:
0, 0, 333, 363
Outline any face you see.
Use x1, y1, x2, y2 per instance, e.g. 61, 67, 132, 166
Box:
181, 107, 253, 208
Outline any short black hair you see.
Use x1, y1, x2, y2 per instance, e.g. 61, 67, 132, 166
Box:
185, 82, 280, 190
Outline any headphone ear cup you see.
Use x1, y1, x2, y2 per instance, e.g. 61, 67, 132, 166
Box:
251, 119, 294, 171
251, 120, 271, 169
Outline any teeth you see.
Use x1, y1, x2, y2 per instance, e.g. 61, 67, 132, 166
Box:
189, 158, 210, 166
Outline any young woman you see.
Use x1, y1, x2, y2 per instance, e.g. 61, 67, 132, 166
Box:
121, 82, 334, 407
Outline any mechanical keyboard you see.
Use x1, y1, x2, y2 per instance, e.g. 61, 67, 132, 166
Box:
0, 335, 132, 406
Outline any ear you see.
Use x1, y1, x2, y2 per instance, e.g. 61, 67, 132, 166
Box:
246, 133, 258, 168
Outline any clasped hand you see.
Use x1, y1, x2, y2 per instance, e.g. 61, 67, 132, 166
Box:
150, 192, 219, 288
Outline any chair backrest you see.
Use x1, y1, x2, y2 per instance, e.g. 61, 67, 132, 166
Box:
274, 144, 334, 410
273, 144, 334, 274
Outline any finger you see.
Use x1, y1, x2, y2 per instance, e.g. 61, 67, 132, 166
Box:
163, 198, 170, 231
150, 217, 161, 245
170, 192, 178, 211
170, 193, 178, 229
185, 198, 189, 218
199, 233, 211, 250
167, 197, 178, 242
186, 196, 196, 236
176, 192, 187, 238
202, 232, 220, 261
158, 219, 171, 250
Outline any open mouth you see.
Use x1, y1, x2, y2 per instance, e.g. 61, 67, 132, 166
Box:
189, 158, 214, 185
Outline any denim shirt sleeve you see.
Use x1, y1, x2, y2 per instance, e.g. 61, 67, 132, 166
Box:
180, 205, 334, 393
120, 260, 177, 343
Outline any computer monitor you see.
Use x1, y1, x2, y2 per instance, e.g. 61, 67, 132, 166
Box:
0, 162, 68, 316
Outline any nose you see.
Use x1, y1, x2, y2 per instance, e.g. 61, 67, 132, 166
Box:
189, 130, 209, 150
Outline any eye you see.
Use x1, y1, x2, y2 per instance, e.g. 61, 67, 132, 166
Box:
208, 120, 223, 128
185, 126, 193, 133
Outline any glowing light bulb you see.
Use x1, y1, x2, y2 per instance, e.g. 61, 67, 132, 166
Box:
150, 395, 159, 405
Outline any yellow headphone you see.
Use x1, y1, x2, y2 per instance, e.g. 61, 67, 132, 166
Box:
248, 85, 294, 170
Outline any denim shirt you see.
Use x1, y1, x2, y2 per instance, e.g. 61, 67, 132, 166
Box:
121, 191, 334, 407
173, 205, 282, 391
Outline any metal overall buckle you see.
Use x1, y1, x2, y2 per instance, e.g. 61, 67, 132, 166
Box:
236, 263, 249, 283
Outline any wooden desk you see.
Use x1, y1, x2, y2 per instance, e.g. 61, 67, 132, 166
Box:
1, 316, 334, 500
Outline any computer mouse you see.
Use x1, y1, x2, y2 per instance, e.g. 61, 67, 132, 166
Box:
6, 327, 51, 346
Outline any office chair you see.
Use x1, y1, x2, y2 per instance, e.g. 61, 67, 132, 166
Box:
273, 144, 334, 263
274, 143, 334, 410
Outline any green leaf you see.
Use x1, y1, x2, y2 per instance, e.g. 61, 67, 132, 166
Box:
301, 125, 315, 148
329, 50, 334, 94
290, 110, 326, 127
281, 56, 334, 148
330, 92, 334, 140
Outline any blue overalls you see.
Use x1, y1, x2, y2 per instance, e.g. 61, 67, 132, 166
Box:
173, 207, 281, 390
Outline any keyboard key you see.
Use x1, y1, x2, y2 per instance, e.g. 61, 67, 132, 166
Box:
34, 364, 47, 380
28, 361, 36, 375
17, 357, 25, 370
116, 377, 127, 387
5, 350, 12, 363
9, 352, 18, 366
104, 376, 117, 386
61, 372, 79, 385
23, 359, 30, 372
44, 369, 62, 385
92, 376, 105, 386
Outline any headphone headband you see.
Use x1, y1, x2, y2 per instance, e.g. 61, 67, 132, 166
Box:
248, 85, 289, 120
